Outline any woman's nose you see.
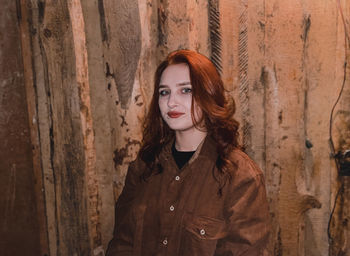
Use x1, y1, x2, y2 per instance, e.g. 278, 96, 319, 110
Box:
167, 92, 178, 108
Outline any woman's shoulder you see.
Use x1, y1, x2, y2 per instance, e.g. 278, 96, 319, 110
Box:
229, 148, 264, 183
127, 156, 147, 175
129, 155, 145, 167
119, 157, 145, 185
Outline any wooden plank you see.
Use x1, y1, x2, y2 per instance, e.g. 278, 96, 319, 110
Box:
245, 0, 265, 168
67, 0, 102, 253
296, 1, 338, 255
80, 0, 116, 251
187, 0, 209, 55
100, 0, 144, 207
18, 0, 50, 255
101, 0, 142, 109
0, 1, 42, 255
329, 1, 350, 254
31, 0, 92, 254
252, 0, 328, 254
27, 1, 58, 254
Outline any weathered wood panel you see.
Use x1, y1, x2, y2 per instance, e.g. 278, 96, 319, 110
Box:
0, 1, 43, 255
18, 0, 50, 254
27, 1, 59, 254
243, 1, 349, 255
37, 1, 92, 255
261, 1, 323, 255
329, 1, 350, 254
79, 0, 116, 252
22, 0, 103, 255
68, 0, 101, 252
100, 0, 144, 197
296, 2, 339, 255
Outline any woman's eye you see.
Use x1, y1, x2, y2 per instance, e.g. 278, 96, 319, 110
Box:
181, 87, 192, 94
159, 90, 170, 96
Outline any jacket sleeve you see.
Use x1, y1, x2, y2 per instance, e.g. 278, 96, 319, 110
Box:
215, 160, 271, 256
106, 161, 141, 256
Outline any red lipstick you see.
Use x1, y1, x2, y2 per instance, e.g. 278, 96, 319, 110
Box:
167, 111, 184, 118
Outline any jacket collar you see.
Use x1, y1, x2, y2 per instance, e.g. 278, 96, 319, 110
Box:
159, 135, 218, 164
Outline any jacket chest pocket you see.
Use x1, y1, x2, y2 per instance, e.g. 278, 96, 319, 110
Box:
179, 213, 226, 256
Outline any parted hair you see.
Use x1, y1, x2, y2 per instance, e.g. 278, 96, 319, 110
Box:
139, 49, 241, 188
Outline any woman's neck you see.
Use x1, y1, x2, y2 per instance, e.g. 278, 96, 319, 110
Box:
174, 128, 207, 151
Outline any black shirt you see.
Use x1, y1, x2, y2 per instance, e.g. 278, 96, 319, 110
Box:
171, 142, 195, 170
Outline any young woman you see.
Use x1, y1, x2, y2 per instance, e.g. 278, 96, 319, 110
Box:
106, 50, 270, 256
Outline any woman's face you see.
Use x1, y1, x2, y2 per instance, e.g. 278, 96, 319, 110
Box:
158, 63, 202, 132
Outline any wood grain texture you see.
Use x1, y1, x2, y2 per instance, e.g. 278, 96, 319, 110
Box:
329, 1, 350, 252
262, 1, 325, 254
18, 0, 50, 255
102, 0, 142, 110
28, 0, 94, 255
208, 0, 222, 72
296, 1, 338, 254
0, 1, 42, 255
100, 0, 145, 216
219, 0, 238, 93
28, 2, 60, 254
246, 0, 342, 255
238, 0, 251, 152
80, 0, 116, 251
68, 0, 102, 252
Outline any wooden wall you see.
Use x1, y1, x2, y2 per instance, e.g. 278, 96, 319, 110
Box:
0, 1, 47, 255
15, 0, 350, 255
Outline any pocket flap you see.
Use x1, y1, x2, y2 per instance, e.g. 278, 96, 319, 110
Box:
184, 214, 226, 240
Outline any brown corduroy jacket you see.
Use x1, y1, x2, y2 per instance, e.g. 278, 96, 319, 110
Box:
106, 136, 271, 256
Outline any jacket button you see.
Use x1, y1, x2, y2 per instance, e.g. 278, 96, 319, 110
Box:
163, 238, 168, 245
175, 176, 180, 181
200, 229, 205, 236
170, 205, 175, 211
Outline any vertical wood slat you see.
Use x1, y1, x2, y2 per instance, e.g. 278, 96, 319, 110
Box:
329, 1, 350, 254
67, 0, 102, 253
100, 0, 144, 210
79, 0, 116, 250
238, 0, 251, 153
29, 1, 60, 254
246, 0, 340, 255
26, 0, 98, 254
40, 1, 91, 254
261, 1, 324, 255
208, 0, 222, 73
219, 0, 238, 93
298, 1, 338, 255
0, 1, 44, 256
18, 1, 50, 255
245, 0, 265, 168
27, 1, 58, 254
187, 0, 210, 55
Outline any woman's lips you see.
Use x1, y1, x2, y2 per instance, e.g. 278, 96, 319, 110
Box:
167, 111, 185, 118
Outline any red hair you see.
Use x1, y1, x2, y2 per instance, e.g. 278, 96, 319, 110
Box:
139, 49, 240, 187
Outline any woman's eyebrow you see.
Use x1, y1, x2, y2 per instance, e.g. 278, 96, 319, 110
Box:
177, 81, 191, 86
159, 81, 191, 88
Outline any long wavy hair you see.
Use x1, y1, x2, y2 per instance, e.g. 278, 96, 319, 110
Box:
139, 49, 240, 187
